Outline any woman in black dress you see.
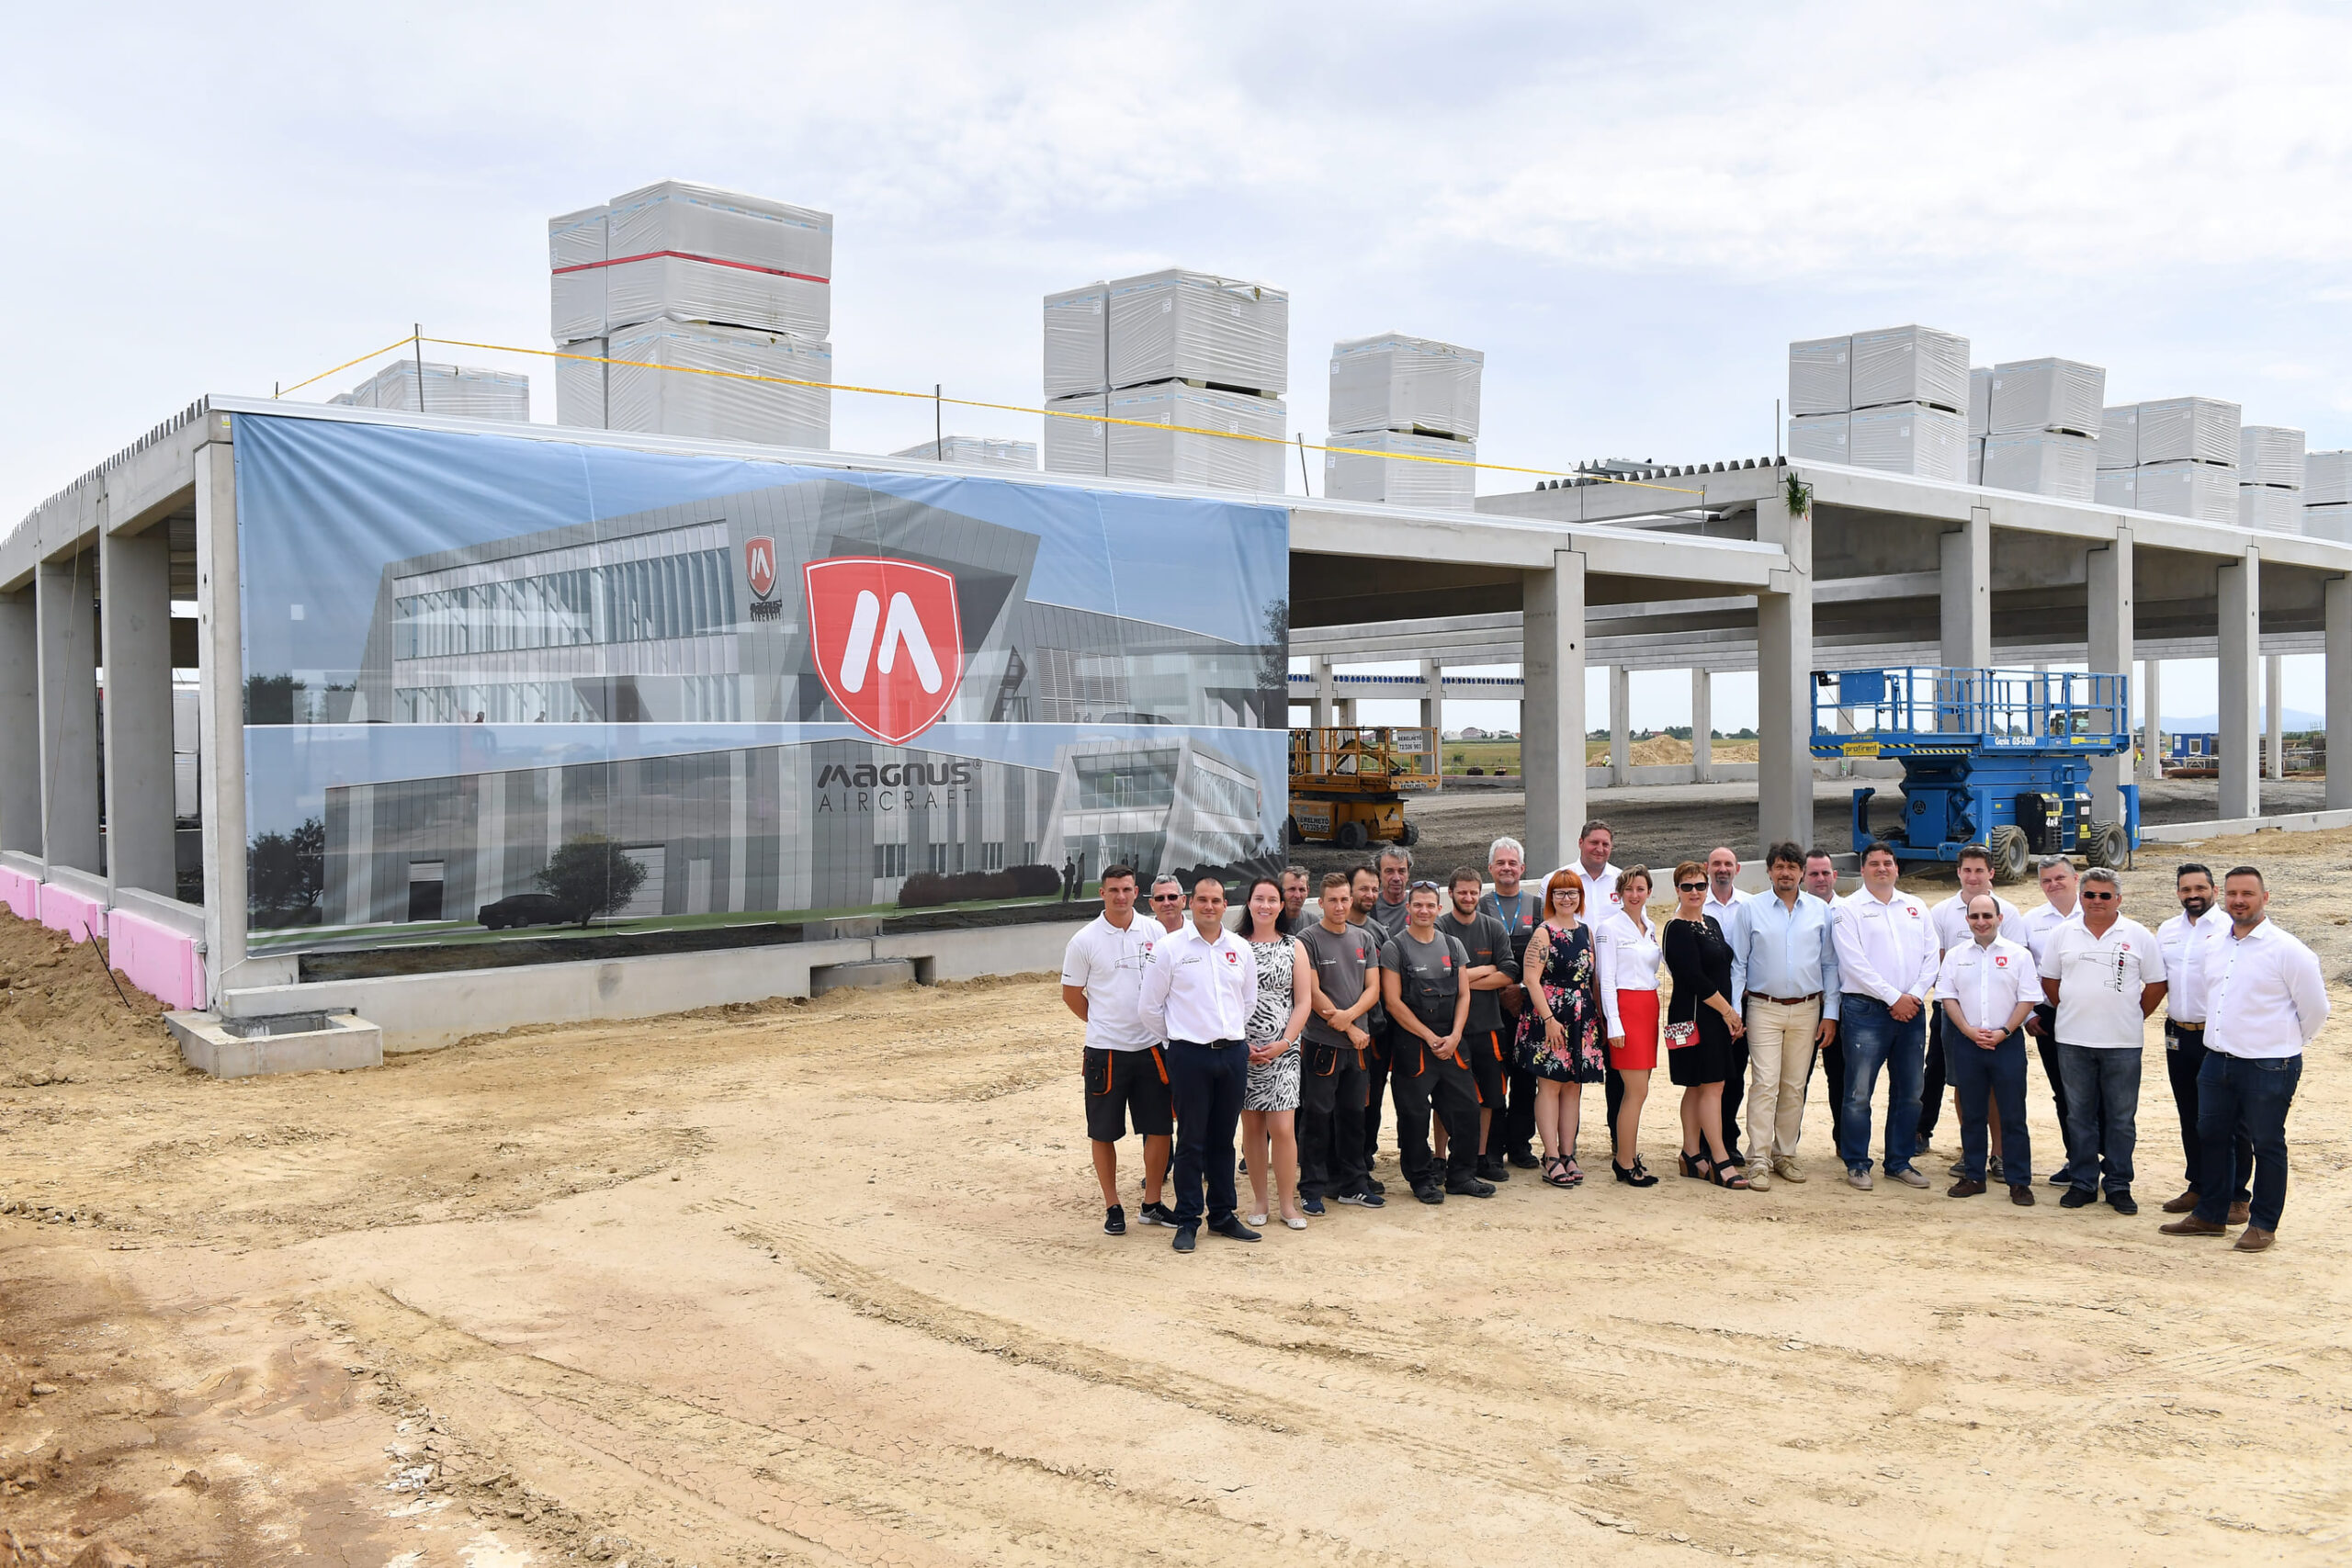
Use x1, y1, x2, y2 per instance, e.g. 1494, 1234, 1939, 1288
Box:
1662, 859, 1749, 1189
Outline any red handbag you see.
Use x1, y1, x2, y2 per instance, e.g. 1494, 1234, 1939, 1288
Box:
1664, 1019, 1699, 1050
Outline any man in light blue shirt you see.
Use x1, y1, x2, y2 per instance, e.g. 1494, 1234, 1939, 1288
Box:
1739, 841, 1842, 1189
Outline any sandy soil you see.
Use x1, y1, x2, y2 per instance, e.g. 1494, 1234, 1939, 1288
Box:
5, 829, 2352, 1566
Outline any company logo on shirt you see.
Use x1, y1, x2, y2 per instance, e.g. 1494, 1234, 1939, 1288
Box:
1223, 950, 1239, 965
1994, 955, 2009, 967
1441, 955, 1453, 968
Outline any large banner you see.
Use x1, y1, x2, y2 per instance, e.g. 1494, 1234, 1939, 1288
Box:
232, 413, 1288, 965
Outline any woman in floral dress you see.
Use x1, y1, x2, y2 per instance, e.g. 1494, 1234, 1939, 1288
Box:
1516, 869, 1609, 1188
1238, 877, 1314, 1229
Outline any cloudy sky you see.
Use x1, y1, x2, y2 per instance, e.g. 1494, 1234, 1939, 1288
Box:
6, 2, 2345, 727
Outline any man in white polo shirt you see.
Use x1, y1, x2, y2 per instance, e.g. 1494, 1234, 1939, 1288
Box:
1139, 875, 1262, 1254
1937, 893, 2041, 1205
2020, 855, 2087, 1187
2039, 867, 2166, 1215
1061, 863, 1174, 1235
2160, 866, 2329, 1252
1831, 840, 1938, 1190
1920, 844, 2029, 1168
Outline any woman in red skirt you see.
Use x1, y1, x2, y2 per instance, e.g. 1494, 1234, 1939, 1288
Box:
1596, 864, 1664, 1185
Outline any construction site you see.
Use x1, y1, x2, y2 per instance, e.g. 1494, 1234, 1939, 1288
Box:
5, 84, 2351, 1568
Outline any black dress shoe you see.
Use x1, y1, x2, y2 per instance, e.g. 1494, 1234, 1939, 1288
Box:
1507, 1149, 1541, 1169
1444, 1176, 1497, 1198
1477, 1157, 1510, 1181
1207, 1214, 1261, 1242
2059, 1187, 2096, 1209
1415, 1184, 1446, 1204
1172, 1224, 1198, 1252
2106, 1190, 2139, 1216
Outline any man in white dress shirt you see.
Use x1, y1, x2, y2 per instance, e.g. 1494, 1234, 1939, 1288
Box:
2154, 864, 2250, 1224
1703, 845, 1756, 1161
2160, 867, 2329, 1251
1919, 845, 2030, 1164
2020, 856, 2087, 1187
1553, 820, 1623, 917
1738, 841, 1840, 1190
1061, 863, 1176, 1236
1139, 875, 1262, 1253
2039, 868, 2166, 1215
1937, 894, 2042, 1205
1831, 841, 1939, 1190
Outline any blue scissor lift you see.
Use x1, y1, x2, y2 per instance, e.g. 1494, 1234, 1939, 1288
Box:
1811, 667, 2141, 883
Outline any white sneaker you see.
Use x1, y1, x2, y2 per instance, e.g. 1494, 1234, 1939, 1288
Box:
1847, 1168, 1873, 1191
1888, 1168, 1930, 1190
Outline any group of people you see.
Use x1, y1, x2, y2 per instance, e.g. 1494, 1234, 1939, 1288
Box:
1059, 821, 2327, 1255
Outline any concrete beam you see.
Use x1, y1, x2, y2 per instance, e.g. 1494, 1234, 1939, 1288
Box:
1521, 549, 1586, 874
2330, 578, 2352, 811
100, 520, 178, 897
2217, 551, 2260, 820
2086, 529, 2133, 826
36, 551, 101, 874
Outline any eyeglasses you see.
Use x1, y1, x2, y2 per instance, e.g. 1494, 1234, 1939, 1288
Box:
2080, 890, 2117, 901
1677, 881, 1706, 892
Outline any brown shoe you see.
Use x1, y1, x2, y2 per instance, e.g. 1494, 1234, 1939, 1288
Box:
2159, 1215, 2227, 1237
2228, 1201, 2251, 1226
2009, 1184, 2035, 1206
2161, 1188, 2201, 1214
2234, 1225, 2275, 1252
1946, 1179, 1985, 1198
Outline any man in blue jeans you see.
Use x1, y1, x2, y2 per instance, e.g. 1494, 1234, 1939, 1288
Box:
1936, 894, 2041, 1204
1829, 842, 1939, 1190
2039, 867, 2167, 1215
2160, 866, 2330, 1252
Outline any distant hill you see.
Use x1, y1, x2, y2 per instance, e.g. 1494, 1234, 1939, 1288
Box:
2160, 708, 2323, 733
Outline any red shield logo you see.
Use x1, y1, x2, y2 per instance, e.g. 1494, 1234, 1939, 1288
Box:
804, 556, 966, 745
745, 536, 778, 600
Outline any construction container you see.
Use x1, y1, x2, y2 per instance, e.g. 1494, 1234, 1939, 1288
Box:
1787, 412, 1850, 464
1788, 336, 1852, 415
2136, 397, 2241, 467
1847, 401, 1967, 480
1323, 428, 1476, 510
1988, 358, 2106, 438
1105, 382, 1285, 491
1328, 334, 1483, 440
892, 435, 1039, 469
2098, 404, 2140, 468
1043, 283, 1111, 399
1107, 270, 1288, 394
2133, 460, 2239, 524
1983, 430, 2098, 500
604, 321, 831, 448
1849, 324, 1969, 412
2239, 425, 2306, 489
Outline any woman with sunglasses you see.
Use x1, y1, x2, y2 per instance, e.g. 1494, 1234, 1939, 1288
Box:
1595, 864, 1663, 1186
1238, 877, 1314, 1229
1664, 859, 1749, 1188
1516, 869, 1609, 1188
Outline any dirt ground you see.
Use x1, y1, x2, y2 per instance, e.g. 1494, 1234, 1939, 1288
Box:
5, 827, 2352, 1566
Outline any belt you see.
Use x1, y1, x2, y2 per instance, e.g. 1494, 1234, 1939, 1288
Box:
2171, 1020, 2206, 1031
1176, 1037, 1244, 1050
1750, 992, 1821, 1007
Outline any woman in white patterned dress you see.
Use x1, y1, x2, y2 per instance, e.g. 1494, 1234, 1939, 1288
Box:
1238, 876, 1314, 1230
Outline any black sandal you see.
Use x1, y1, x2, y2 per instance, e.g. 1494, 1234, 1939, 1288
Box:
1541, 1156, 1576, 1189
1711, 1157, 1751, 1190
1613, 1157, 1659, 1188
1679, 1150, 1712, 1181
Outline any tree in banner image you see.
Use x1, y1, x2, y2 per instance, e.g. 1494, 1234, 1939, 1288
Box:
248, 818, 325, 923
1257, 596, 1288, 728
537, 835, 648, 928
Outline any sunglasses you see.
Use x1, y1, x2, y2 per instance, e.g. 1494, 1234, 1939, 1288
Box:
1678, 881, 1706, 892
1150, 892, 1183, 901
1409, 879, 1442, 892
2080, 890, 2117, 901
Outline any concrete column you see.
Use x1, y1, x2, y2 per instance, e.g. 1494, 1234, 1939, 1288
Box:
1419, 658, 1442, 736
1334, 694, 1356, 727
1755, 490, 1814, 851
2086, 530, 2133, 827
2216, 551, 2260, 821
99, 523, 177, 897
1608, 663, 1631, 786
1940, 507, 1993, 731
0, 591, 38, 854
37, 551, 102, 874
1310, 656, 1335, 728
195, 431, 247, 1003
1521, 548, 1587, 875
1690, 668, 1713, 784
2141, 658, 2165, 782
2265, 654, 2285, 781
2328, 578, 2352, 810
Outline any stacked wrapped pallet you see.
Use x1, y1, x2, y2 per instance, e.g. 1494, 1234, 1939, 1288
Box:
332, 360, 529, 420
1323, 334, 1482, 508
1968, 367, 1992, 483
1983, 358, 2104, 501
2306, 450, 2352, 541
892, 435, 1039, 469
1042, 269, 1287, 491
1785, 325, 1967, 479
2237, 425, 2304, 534
2095, 397, 2241, 523
549, 181, 833, 447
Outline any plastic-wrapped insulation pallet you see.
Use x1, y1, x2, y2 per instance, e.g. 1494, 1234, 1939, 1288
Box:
2098, 404, 2140, 469
1328, 334, 1483, 440
2133, 461, 2238, 524
1322, 428, 1475, 510
1107, 270, 1288, 395
1988, 358, 2106, 438
1105, 382, 1285, 491
333, 360, 530, 420
605, 321, 831, 448
2136, 397, 2240, 467
553, 183, 832, 343
891, 435, 1038, 469
1044, 283, 1111, 400
1042, 392, 1108, 476
1786, 412, 1850, 464
606, 181, 831, 280
2307, 449, 2352, 506
1847, 402, 1967, 480
549, 205, 611, 350
2239, 424, 2305, 489
556, 339, 605, 428
1787, 336, 1851, 415
2095, 468, 2140, 510
2239, 483, 2303, 534
2304, 502, 2352, 543
1969, 367, 1993, 435
590, 254, 829, 342
1849, 324, 1969, 412
1969, 435, 1985, 485
1983, 431, 2098, 501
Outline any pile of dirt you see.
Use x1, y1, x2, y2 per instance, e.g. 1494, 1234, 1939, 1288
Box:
0, 913, 176, 1088
1624, 737, 1762, 765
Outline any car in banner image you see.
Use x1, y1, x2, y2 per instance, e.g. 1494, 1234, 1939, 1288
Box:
477, 892, 581, 931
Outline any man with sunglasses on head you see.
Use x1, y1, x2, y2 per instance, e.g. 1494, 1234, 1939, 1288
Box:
2039, 867, 2166, 1215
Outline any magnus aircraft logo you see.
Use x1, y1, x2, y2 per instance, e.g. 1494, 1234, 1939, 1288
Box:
803, 556, 966, 745
744, 536, 783, 622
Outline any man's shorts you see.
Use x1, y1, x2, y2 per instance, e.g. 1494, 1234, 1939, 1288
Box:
1084, 1044, 1173, 1141
1463, 1027, 1509, 1111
